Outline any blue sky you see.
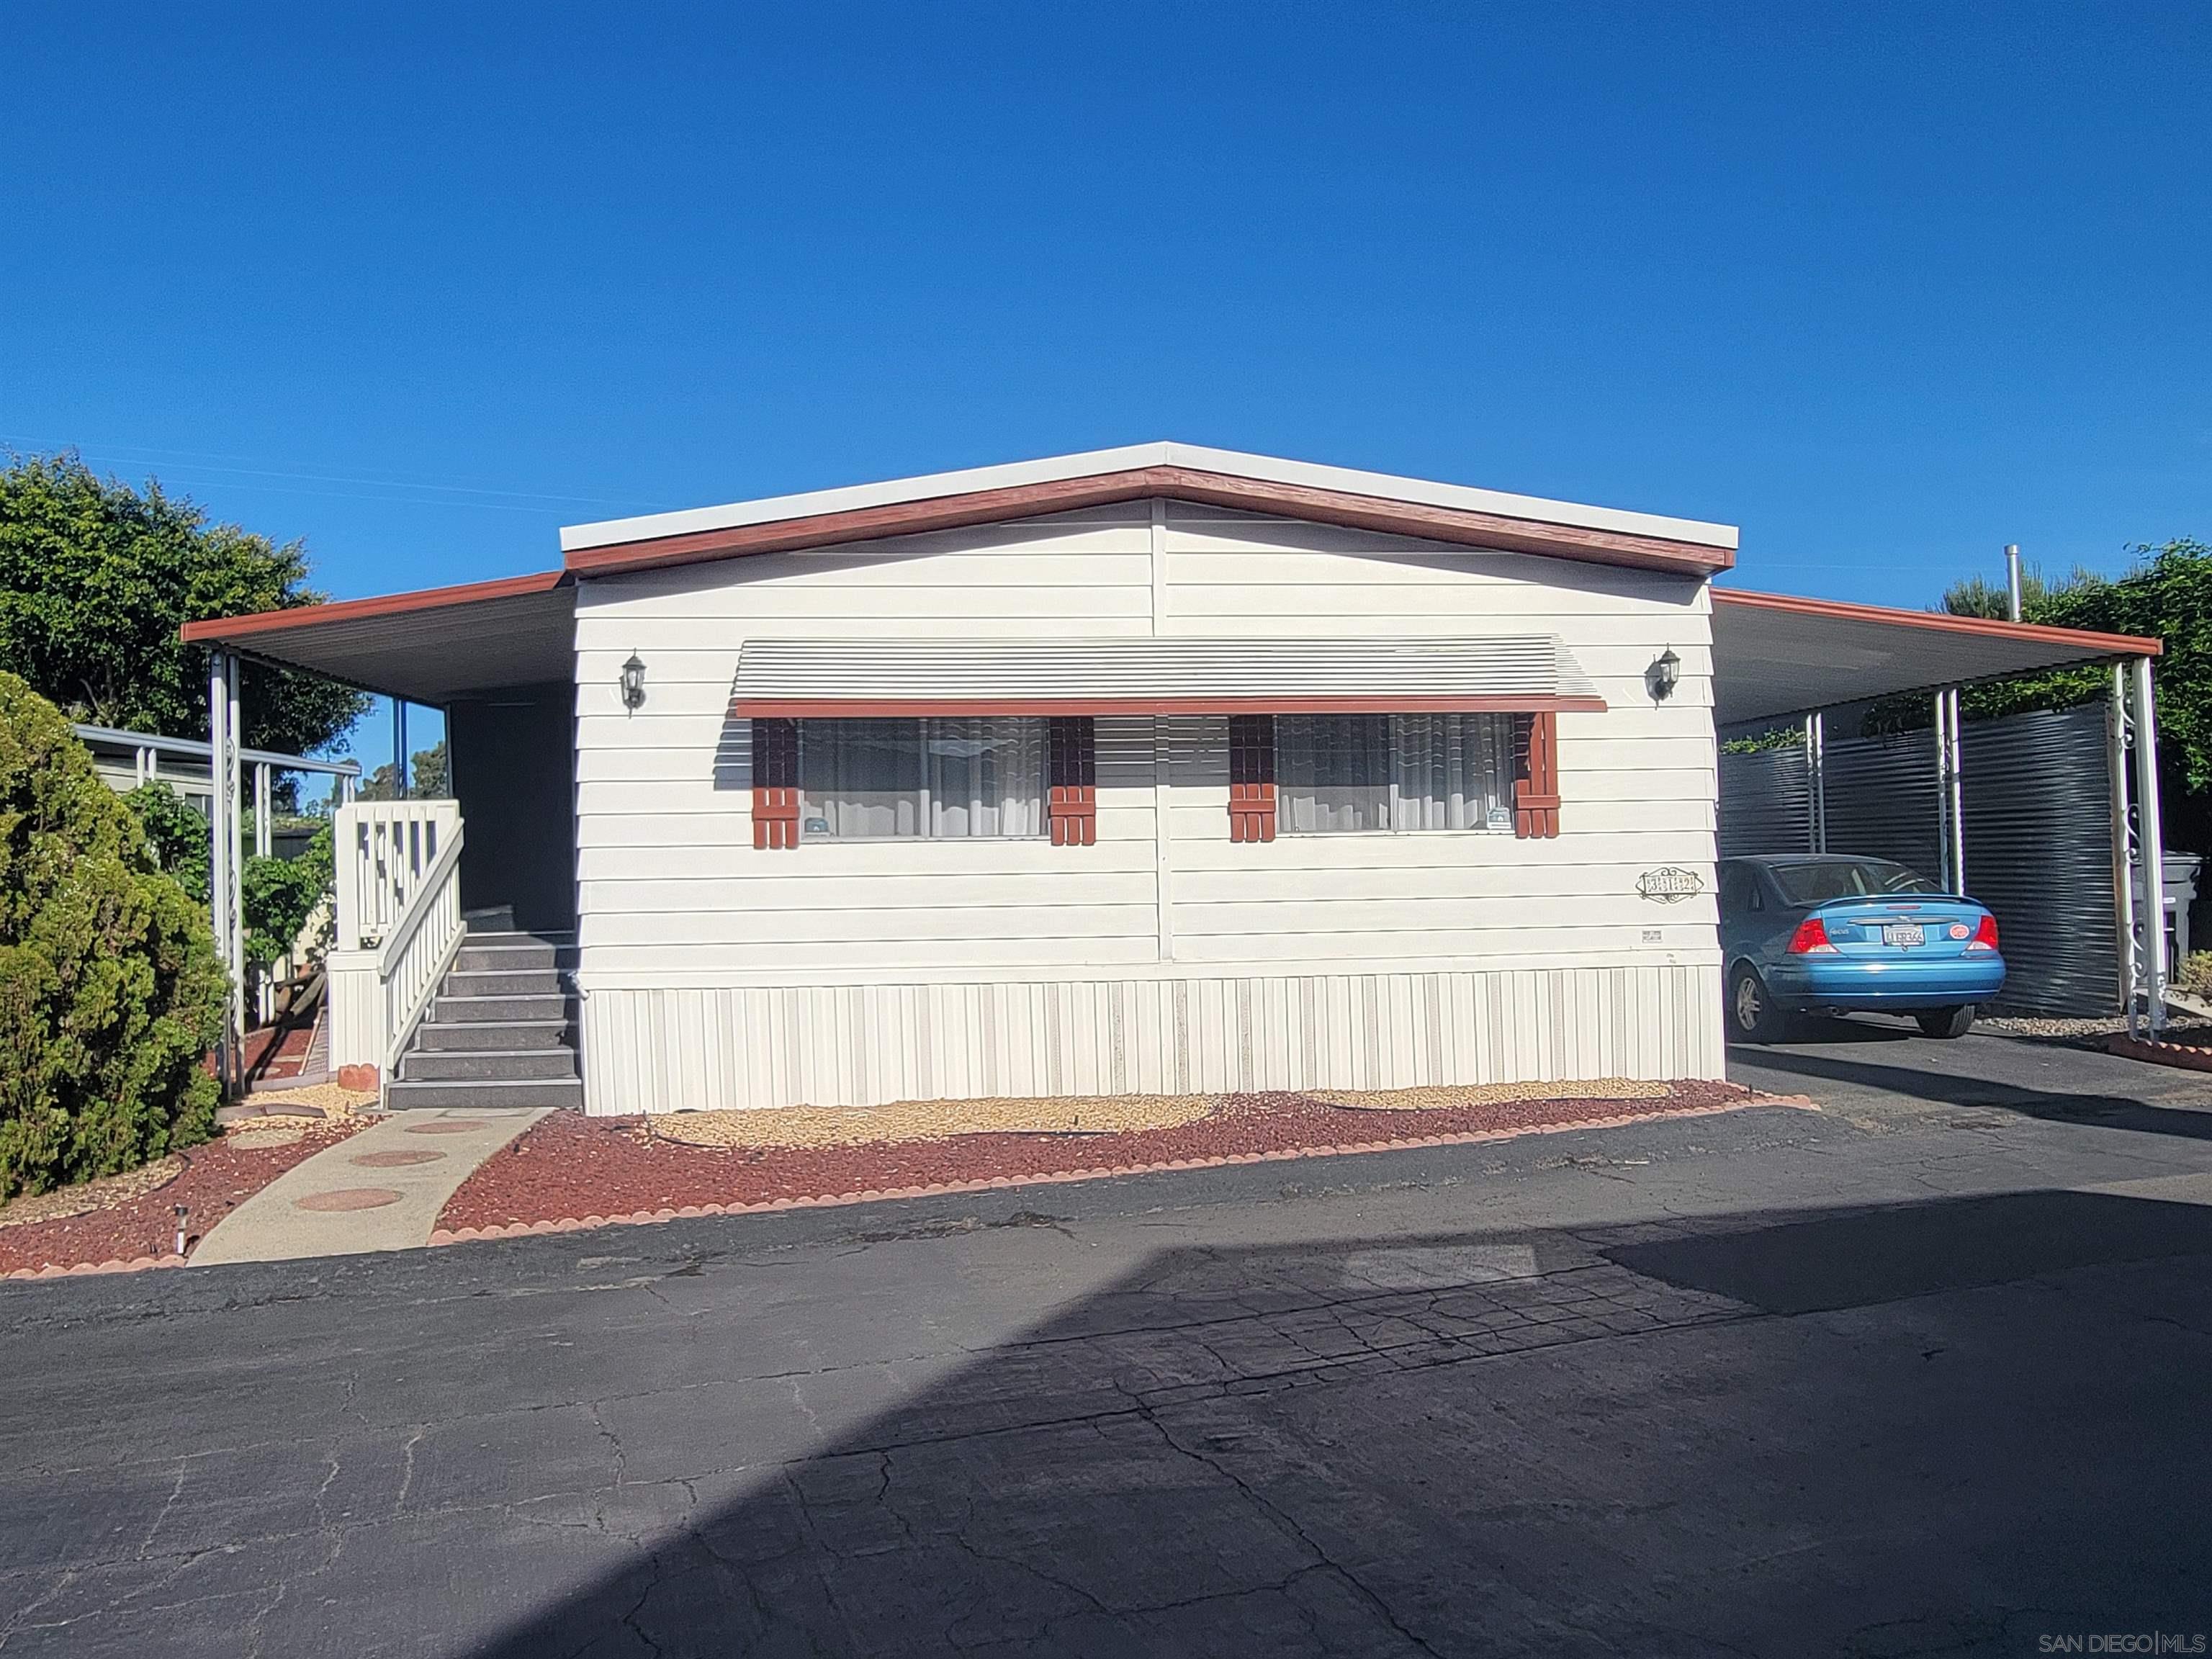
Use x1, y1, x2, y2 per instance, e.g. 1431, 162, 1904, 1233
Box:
4, 3, 2206, 775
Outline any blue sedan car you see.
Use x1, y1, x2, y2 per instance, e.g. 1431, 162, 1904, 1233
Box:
1718, 854, 2005, 1042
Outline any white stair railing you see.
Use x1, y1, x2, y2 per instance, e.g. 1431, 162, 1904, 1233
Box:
328, 801, 466, 1083
334, 799, 461, 951
378, 822, 467, 1092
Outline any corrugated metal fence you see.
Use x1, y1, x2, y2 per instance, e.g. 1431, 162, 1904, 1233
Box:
1717, 745, 1813, 858
1960, 704, 2118, 1016
1824, 728, 1943, 884
1717, 703, 2117, 1014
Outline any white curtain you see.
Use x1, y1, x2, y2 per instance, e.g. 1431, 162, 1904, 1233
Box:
1389, 713, 1513, 831
799, 718, 1044, 840
1278, 712, 1513, 834
1278, 715, 1391, 833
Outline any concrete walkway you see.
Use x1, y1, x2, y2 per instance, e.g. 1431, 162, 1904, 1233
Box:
191, 1108, 547, 1265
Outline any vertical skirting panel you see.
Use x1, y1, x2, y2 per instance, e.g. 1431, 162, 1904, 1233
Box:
577, 964, 1725, 1114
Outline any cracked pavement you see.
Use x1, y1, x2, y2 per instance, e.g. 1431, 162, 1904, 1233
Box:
6, 1023, 2212, 1655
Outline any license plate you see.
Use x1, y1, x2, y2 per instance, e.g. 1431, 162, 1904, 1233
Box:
1883, 924, 1925, 948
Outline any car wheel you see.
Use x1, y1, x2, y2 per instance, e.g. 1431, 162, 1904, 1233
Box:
1915, 1005, 1975, 1039
1727, 964, 1789, 1043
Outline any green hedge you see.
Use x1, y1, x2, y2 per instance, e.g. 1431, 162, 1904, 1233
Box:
0, 673, 225, 1197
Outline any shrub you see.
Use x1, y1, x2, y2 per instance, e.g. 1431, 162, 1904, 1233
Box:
124, 780, 211, 904
0, 673, 225, 1197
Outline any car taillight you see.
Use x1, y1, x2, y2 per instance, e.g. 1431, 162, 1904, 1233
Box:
1787, 917, 1838, 954
1966, 913, 1999, 953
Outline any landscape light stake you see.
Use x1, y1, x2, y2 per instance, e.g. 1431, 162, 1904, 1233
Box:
173, 1205, 189, 1258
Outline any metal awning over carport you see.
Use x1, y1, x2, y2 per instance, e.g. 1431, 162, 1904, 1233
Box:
1711, 588, 2161, 727
178, 570, 576, 704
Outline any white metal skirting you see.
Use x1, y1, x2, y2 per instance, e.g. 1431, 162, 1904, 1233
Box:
577, 965, 1725, 1113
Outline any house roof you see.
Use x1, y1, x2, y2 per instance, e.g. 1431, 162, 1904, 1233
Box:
174, 449, 2161, 720
557, 443, 1742, 580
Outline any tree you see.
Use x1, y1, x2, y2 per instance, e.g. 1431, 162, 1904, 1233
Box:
361, 738, 450, 800
0, 452, 370, 757
0, 674, 223, 1197
1894, 541, 2212, 851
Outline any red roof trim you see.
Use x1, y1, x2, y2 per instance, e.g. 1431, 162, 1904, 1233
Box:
730, 694, 1610, 718
1715, 588, 2162, 657
570, 467, 1735, 580
179, 570, 570, 645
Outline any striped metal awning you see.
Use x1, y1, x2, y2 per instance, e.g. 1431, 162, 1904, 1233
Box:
728, 636, 1606, 716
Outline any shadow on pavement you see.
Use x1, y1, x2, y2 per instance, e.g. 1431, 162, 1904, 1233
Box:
1737, 1041, 2212, 1143
468, 1190, 2212, 1657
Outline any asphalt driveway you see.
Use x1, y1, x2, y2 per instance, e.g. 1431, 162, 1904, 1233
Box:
4, 1032, 2211, 1656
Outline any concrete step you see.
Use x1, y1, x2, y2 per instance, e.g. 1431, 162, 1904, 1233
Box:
455, 941, 557, 973
399, 1047, 580, 1082
415, 1017, 572, 1052
431, 992, 571, 1025
444, 967, 564, 998
385, 1077, 585, 1111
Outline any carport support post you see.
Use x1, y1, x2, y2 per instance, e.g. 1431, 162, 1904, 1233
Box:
2131, 655, 2169, 1033
1804, 710, 1827, 853
207, 649, 244, 1093
2110, 665, 2139, 1021
1933, 687, 1966, 895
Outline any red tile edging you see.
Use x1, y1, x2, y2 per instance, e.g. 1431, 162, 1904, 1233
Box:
426, 1094, 1819, 1247
2, 1252, 186, 1283
2106, 1033, 2212, 1072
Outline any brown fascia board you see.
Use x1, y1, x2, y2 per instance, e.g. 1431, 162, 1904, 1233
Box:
562, 467, 1737, 580
1714, 588, 2163, 657
178, 570, 570, 645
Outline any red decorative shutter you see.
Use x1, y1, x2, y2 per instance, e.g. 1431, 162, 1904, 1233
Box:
1228, 714, 1277, 843
1047, 717, 1097, 846
1513, 711, 1560, 839
752, 717, 801, 850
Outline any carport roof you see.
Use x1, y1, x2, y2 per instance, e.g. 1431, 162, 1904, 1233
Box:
1710, 589, 2160, 729
179, 570, 575, 703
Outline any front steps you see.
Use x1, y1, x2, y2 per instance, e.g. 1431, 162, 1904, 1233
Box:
387, 917, 583, 1110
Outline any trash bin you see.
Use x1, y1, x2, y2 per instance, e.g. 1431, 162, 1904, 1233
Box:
2164, 852, 2202, 968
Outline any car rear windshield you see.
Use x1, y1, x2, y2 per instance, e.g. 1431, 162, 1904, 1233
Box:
1769, 859, 1944, 906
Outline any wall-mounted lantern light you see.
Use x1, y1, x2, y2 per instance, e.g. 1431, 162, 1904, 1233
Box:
619, 652, 647, 711
1647, 647, 1681, 702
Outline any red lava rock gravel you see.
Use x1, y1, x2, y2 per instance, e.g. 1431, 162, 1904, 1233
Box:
439, 1081, 1757, 1233
0, 1122, 365, 1277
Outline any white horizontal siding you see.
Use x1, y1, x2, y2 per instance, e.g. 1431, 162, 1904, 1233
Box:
570, 500, 1724, 1104
580, 963, 1725, 1112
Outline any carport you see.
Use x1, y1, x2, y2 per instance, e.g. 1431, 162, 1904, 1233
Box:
1709, 588, 2169, 1031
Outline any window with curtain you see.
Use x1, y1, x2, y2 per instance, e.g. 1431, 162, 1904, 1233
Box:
797, 718, 1046, 840
1276, 712, 1515, 834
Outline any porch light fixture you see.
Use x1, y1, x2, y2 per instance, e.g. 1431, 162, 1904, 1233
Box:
1647, 647, 1681, 702
619, 652, 647, 711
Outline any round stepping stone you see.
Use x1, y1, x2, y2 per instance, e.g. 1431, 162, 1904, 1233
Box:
403, 1120, 483, 1135
350, 1148, 446, 1169
295, 1187, 402, 1213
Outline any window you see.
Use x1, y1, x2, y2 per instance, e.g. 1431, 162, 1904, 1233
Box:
794, 717, 1046, 840
1768, 857, 1942, 906
1274, 713, 1516, 835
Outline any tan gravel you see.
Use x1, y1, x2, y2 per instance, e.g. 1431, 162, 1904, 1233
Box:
246, 1082, 377, 1118
1306, 1077, 1670, 1112
644, 1092, 1218, 1150
0, 1154, 186, 1229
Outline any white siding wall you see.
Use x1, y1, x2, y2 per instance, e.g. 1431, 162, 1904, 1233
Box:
572, 502, 1723, 1110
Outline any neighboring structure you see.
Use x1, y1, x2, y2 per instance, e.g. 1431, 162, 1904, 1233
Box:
181, 444, 2170, 1111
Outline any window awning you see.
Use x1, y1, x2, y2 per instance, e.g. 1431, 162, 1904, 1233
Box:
728, 636, 1606, 717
